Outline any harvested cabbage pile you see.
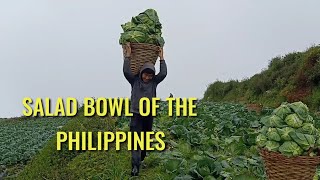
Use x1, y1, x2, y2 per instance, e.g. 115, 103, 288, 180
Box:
256, 101, 320, 157
119, 9, 165, 47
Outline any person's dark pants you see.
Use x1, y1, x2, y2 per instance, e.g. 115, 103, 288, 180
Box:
130, 113, 153, 168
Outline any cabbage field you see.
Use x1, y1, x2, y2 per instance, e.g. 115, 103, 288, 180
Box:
117, 101, 273, 179
1, 102, 319, 179
0, 117, 69, 178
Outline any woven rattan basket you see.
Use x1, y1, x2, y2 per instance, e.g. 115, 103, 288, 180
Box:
260, 148, 320, 180
124, 43, 160, 75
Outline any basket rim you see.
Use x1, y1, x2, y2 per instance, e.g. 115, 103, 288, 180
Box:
130, 42, 161, 50
260, 148, 320, 161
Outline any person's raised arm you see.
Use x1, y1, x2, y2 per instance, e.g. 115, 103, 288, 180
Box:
154, 47, 167, 84
122, 43, 135, 84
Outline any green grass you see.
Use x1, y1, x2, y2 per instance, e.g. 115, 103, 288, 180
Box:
64, 144, 171, 180
15, 114, 113, 179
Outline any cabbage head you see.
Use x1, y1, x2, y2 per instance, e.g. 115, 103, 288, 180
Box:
170, 125, 188, 138
132, 9, 161, 27
164, 158, 183, 173
267, 128, 281, 142
187, 131, 202, 145
285, 114, 303, 128
272, 102, 292, 119
297, 123, 318, 135
289, 101, 309, 121
120, 9, 165, 47
277, 127, 295, 141
119, 31, 147, 44
265, 141, 280, 152
145, 34, 165, 47
261, 115, 286, 128
131, 9, 161, 30
289, 131, 315, 150
197, 166, 211, 178
133, 24, 155, 34
121, 22, 136, 32
305, 115, 314, 124
195, 157, 215, 178
279, 141, 303, 157
256, 134, 268, 147
259, 126, 269, 135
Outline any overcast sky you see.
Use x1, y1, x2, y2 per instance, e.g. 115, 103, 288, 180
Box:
1, 0, 320, 118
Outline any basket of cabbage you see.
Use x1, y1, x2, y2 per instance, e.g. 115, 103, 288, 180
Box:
257, 101, 320, 180
119, 9, 165, 75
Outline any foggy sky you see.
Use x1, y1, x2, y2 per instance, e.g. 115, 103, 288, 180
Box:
1, 0, 320, 118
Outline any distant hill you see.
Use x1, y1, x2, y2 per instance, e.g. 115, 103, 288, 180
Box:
203, 45, 320, 111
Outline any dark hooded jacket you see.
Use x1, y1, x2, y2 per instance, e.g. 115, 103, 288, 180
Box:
123, 57, 167, 114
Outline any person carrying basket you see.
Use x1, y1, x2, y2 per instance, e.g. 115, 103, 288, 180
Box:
122, 42, 167, 176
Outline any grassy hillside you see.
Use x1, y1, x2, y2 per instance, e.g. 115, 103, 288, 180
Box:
203, 45, 320, 111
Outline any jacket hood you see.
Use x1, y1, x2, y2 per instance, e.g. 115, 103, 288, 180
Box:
139, 62, 155, 79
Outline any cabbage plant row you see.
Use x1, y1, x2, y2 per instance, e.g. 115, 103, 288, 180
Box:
0, 117, 69, 166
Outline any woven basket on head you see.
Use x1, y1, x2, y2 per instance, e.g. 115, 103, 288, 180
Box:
260, 148, 320, 180
124, 43, 160, 75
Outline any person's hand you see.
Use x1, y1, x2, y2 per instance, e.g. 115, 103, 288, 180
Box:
122, 42, 131, 58
159, 47, 164, 60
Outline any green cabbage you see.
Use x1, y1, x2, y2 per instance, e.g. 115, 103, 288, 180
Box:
156, 36, 165, 47
261, 115, 286, 128
277, 127, 294, 141
132, 13, 153, 26
278, 141, 303, 157
132, 9, 161, 27
145, 34, 165, 46
265, 141, 280, 152
272, 102, 292, 119
285, 114, 303, 128
170, 125, 188, 138
120, 9, 165, 47
134, 24, 154, 34
267, 128, 281, 142
164, 158, 183, 173
258, 102, 317, 157
256, 134, 267, 147
289, 101, 309, 121
203, 176, 216, 180
197, 166, 211, 177
305, 115, 314, 124
259, 126, 269, 135
187, 131, 202, 145
289, 131, 315, 150
121, 22, 136, 32
119, 31, 147, 44
297, 123, 318, 135
195, 157, 215, 178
